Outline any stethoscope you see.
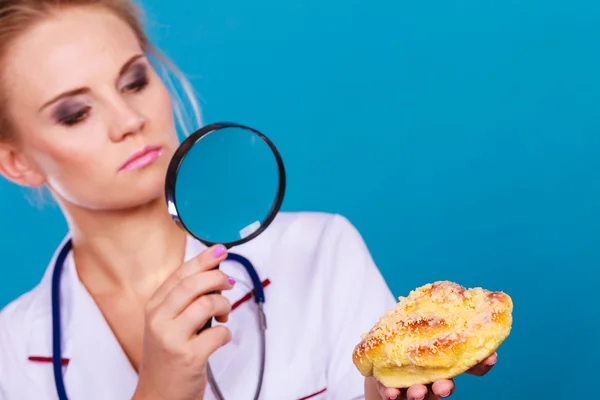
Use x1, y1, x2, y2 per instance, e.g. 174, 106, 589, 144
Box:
51, 238, 268, 400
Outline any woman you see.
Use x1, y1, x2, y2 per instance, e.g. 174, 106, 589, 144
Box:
0, 1, 497, 399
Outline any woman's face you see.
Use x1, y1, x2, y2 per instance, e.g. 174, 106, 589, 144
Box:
0, 7, 180, 210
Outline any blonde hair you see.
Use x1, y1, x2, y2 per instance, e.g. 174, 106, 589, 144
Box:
0, 0, 202, 141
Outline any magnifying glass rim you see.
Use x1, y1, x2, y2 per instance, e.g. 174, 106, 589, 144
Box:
165, 121, 286, 248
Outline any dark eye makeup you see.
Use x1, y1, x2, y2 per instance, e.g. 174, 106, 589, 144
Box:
53, 101, 91, 126
122, 63, 149, 93
52, 61, 150, 127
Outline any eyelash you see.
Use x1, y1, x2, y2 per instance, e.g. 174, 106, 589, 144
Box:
60, 106, 91, 126
123, 73, 149, 93
59, 73, 150, 127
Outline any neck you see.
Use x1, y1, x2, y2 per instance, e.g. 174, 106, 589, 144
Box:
61, 196, 187, 296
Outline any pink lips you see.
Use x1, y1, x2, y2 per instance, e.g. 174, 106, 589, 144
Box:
119, 145, 163, 172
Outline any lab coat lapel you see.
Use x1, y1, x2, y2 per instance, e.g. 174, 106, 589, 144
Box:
23, 234, 272, 400
25, 237, 67, 359
61, 251, 138, 400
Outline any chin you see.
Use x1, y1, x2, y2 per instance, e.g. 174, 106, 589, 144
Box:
55, 151, 173, 212
63, 169, 167, 212
117, 187, 165, 210
114, 171, 167, 210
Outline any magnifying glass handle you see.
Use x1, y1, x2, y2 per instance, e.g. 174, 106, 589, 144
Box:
199, 318, 212, 333
197, 300, 214, 334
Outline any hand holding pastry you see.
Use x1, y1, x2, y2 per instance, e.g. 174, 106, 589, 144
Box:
368, 351, 497, 399
355, 281, 513, 400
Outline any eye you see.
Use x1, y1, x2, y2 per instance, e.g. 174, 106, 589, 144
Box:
56, 106, 91, 126
123, 76, 148, 92
122, 67, 149, 93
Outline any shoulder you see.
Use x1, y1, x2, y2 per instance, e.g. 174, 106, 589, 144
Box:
256, 211, 389, 292
238, 211, 363, 290
0, 266, 53, 377
271, 210, 350, 227
0, 279, 50, 354
270, 211, 373, 263
262, 211, 364, 250
251, 211, 373, 275
0, 254, 62, 397
0, 235, 68, 340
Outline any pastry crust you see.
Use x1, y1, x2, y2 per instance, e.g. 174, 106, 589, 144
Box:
352, 281, 513, 388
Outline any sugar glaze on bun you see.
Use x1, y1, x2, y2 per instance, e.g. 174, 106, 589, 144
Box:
352, 281, 513, 388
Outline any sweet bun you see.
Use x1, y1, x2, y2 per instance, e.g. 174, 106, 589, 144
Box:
352, 281, 513, 388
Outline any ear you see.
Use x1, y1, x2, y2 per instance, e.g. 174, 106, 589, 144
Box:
0, 143, 45, 187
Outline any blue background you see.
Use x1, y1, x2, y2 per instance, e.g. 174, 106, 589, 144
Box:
1, 0, 599, 398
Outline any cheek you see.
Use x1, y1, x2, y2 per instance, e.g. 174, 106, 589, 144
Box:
155, 84, 173, 116
136, 77, 178, 132
30, 127, 110, 179
28, 131, 120, 208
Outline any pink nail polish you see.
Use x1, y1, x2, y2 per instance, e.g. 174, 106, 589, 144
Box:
228, 276, 236, 286
212, 245, 226, 257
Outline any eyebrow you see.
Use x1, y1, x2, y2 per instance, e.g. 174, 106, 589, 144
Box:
38, 53, 145, 112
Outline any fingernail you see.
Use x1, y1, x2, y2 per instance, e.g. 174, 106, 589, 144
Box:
389, 397, 397, 400
414, 396, 425, 400
212, 245, 226, 257
440, 391, 451, 398
228, 276, 236, 286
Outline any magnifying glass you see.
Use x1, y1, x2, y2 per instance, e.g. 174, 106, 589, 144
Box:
164, 122, 286, 330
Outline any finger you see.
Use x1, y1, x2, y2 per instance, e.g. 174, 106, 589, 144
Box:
425, 384, 437, 400
214, 310, 229, 324
467, 352, 497, 376
191, 325, 232, 362
159, 269, 234, 319
382, 386, 401, 399
431, 379, 454, 398
149, 244, 227, 307
406, 384, 428, 400
368, 377, 400, 400
176, 294, 232, 337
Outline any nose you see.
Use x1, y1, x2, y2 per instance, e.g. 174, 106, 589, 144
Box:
108, 99, 147, 142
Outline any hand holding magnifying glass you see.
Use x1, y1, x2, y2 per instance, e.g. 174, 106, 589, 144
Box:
165, 122, 285, 335
134, 122, 285, 400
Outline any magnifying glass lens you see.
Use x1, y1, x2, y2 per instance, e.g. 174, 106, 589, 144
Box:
173, 126, 282, 246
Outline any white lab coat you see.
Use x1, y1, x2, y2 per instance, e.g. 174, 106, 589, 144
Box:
0, 212, 396, 400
